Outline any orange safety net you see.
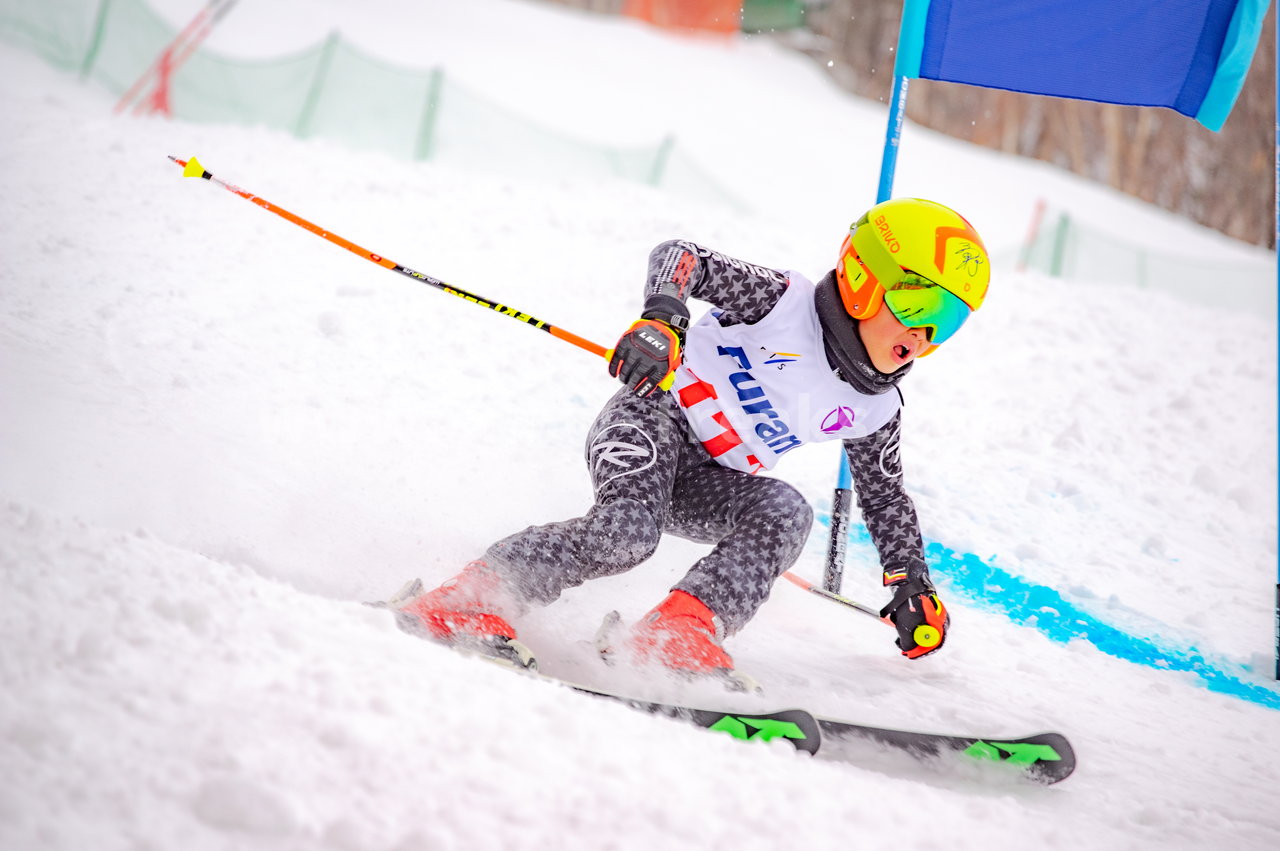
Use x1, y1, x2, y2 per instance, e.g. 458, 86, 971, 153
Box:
623, 0, 742, 34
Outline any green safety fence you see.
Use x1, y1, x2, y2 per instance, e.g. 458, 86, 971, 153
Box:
0, 0, 99, 70
1, 0, 747, 211
1020, 204, 1276, 316
741, 0, 807, 33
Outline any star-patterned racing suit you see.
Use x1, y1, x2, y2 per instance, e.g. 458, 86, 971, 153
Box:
483, 240, 949, 659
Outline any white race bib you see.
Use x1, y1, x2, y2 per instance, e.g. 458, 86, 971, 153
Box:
672, 272, 901, 473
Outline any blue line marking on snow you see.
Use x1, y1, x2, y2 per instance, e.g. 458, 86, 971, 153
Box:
817, 515, 1280, 712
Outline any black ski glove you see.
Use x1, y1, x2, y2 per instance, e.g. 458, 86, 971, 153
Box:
608, 317, 684, 397
880, 576, 950, 659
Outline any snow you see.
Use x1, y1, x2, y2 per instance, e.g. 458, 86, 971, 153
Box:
1, 0, 1278, 849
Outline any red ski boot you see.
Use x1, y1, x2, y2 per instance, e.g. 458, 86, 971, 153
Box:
381, 562, 535, 669
608, 591, 756, 691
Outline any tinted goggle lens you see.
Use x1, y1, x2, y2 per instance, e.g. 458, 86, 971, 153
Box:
883, 274, 971, 345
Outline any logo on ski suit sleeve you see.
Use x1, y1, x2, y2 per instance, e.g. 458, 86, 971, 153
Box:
878, 420, 903, 479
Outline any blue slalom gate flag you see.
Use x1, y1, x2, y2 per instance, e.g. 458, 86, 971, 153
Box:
893, 0, 1271, 131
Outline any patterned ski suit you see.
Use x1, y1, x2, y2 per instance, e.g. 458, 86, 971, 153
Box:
486, 241, 930, 634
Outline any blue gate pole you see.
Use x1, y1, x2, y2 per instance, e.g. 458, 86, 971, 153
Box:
877, 75, 911, 206
822, 72, 910, 593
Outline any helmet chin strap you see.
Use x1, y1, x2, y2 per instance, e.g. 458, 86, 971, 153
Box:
814, 271, 910, 396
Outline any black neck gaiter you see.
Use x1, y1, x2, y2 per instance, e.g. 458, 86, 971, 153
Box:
813, 270, 911, 396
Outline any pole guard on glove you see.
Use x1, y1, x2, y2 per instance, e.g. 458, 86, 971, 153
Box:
607, 318, 683, 397
880, 576, 949, 659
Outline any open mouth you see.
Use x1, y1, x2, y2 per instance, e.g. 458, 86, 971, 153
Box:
894, 343, 912, 362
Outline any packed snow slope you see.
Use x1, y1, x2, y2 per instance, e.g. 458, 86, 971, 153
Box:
2, 1, 1278, 849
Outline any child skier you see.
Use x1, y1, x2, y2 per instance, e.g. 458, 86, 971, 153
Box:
386, 197, 990, 680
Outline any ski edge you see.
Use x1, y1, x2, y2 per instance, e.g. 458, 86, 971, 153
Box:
571, 684, 823, 755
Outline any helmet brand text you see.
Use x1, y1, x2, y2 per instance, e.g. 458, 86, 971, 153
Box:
874, 215, 901, 253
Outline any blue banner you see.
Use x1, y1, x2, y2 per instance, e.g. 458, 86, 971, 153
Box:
893, 0, 1271, 131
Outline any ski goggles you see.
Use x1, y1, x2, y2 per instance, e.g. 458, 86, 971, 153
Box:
882, 274, 972, 346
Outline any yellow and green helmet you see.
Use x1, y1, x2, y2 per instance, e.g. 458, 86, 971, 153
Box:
835, 198, 990, 353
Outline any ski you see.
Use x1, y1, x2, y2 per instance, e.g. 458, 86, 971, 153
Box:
568, 684, 1073, 784
372, 579, 1075, 784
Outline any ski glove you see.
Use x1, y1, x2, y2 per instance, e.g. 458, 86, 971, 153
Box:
608, 318, 683, 397
880, 577, 950, 659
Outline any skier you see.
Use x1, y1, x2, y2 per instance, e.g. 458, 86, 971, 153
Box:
386, 197, 990, 680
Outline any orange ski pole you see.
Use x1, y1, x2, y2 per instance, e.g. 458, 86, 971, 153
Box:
169, 155, 609, 360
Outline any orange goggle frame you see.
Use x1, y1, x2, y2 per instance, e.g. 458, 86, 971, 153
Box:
838, 223, 972, 347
